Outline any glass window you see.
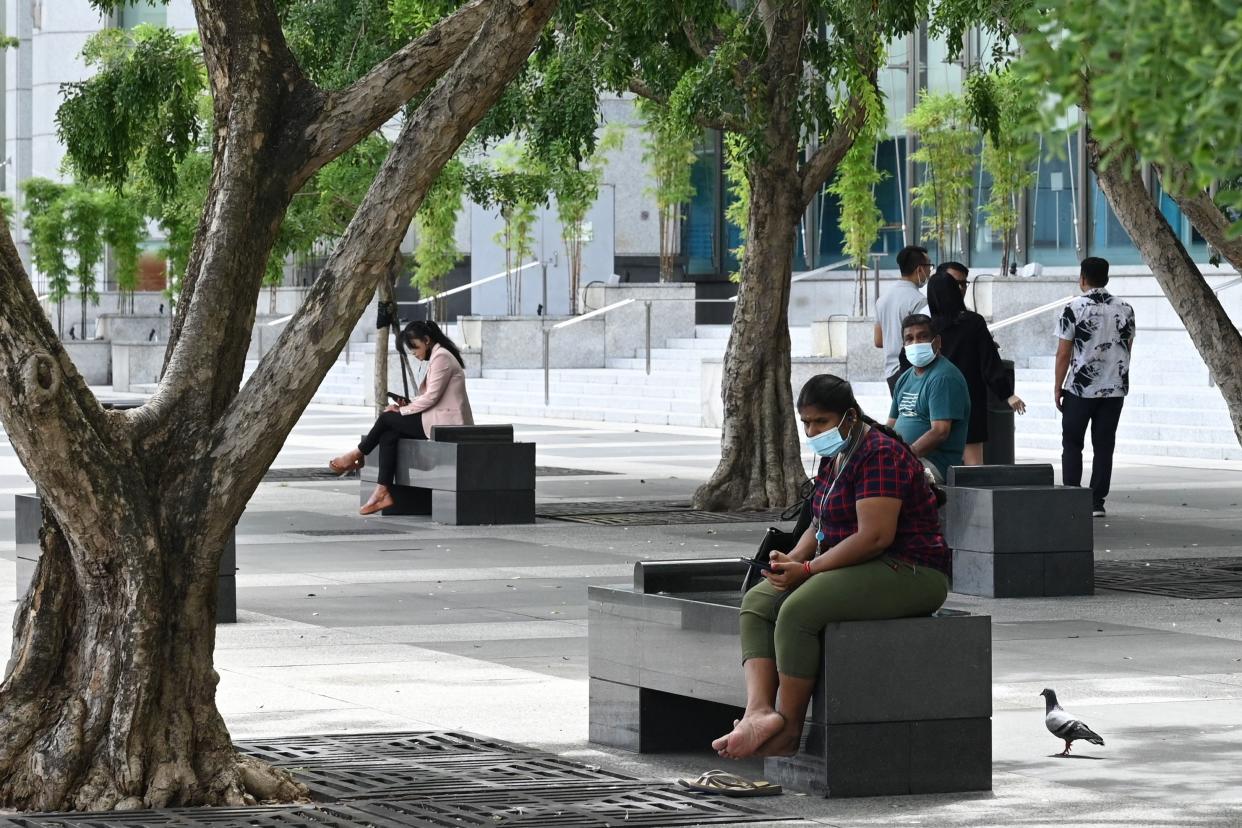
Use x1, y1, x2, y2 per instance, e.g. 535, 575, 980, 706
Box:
970, 156, 1004, 271
921, 26, 964, 96
1155, 179, 1209, 261
815, 137, 907, 271
880, 37, 911, 138
682, 131, 720, 276
119, 2, 167, 29
1029, 130, 1081, 265
1088, 173, 1142, 264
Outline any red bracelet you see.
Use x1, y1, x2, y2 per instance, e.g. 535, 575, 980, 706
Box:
803, 561, 813, 577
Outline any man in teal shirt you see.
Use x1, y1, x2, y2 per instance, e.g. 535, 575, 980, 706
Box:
887, 314, 970, 481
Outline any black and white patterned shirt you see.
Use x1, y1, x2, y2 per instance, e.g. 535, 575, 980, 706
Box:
1055, 289, 1136, 398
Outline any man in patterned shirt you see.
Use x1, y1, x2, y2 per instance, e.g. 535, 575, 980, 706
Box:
1054, 257, 1136, 518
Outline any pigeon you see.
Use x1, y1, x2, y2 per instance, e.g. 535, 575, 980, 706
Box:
1040, 688, 1104, 756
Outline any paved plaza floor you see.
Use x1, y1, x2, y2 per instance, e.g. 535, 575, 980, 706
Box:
2, 402, 1241, 827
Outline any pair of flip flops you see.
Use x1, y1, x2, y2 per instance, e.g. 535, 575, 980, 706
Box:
677, 769, 783, 797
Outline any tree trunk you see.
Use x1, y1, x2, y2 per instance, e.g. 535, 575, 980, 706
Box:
1088, 139, 1242, 445
694, 158, 806, 510
0, 0, 558, 810
373, 253, 403, 415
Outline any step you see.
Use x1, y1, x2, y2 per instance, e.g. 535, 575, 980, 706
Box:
1015, 432, 1242, 462
470, 400, 705, 427
474, 389, 700, 414
471, 378, 701, 400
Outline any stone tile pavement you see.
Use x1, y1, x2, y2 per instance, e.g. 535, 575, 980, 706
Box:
1, 402, 1241, 826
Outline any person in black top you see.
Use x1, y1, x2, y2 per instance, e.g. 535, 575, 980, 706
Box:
921, 264, 1026, 465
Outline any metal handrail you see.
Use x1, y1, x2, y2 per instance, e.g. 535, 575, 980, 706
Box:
543, 298, 650, 404
986, 295, 1077, 333
1213, 276, 1242, 296
414, 260, 539, 306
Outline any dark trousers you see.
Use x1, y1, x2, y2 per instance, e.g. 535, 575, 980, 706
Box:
358, 411, 426, 486
1061, 393, 1125, 509
887, 372, 900, 397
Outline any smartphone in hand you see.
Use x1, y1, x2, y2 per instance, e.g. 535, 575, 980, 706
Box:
739, 556, 779, 574
387, 392, 411, 406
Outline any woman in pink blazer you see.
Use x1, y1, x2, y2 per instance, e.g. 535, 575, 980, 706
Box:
329, 320, 474, 514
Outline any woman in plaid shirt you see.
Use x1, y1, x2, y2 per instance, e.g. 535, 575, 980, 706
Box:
712, 374, 951, 760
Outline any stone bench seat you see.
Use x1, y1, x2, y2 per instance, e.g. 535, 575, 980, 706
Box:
359, 424, 535, 525
588, 558, 992, 797
944, 464, 1094, 598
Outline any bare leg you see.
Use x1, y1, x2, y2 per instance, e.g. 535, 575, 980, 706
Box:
754, 674, 816, 757
963, 442, 985, 466
712, 658, 786, 759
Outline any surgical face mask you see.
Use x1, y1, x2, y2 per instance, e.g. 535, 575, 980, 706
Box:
808, 412, 854, 458
905, 341, 936, 368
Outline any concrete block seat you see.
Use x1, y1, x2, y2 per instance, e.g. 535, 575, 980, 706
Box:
588, 559, 992, 797
944, 464, 1093, 598
359, 424, 535, 525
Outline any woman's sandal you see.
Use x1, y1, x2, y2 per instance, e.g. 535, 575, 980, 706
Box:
359, 492, 394, 516
328, 456, 363, 477
677, 769, 783, 797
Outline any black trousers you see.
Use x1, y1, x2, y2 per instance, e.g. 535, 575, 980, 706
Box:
1061, 393, 1125, 509
887, 371, 900, 397
358, 411, 426, 487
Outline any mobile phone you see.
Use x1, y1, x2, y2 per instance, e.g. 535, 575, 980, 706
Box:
740, 556, 779, 574
387, 392, 410, 405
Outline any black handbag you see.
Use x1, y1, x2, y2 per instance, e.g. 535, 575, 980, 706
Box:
741, 484, 815, 592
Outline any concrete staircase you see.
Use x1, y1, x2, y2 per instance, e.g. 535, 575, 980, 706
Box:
283, 275, 1241, 462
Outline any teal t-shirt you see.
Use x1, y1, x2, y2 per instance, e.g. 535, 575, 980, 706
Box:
888, 357, 970, 478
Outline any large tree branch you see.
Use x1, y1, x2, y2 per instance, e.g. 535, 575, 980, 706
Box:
0, 227, 156, 561
300, 0, 494, 180
626, 78, 745, 133
1089, 135, 1242, 445
1156, 163, 1242, 274
799, 89, 870, 209
208, 0, 560, 521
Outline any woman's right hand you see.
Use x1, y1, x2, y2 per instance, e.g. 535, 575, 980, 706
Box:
383, 404, 399, 413
1008, 394, 1026, 415
765, 551, 808, 592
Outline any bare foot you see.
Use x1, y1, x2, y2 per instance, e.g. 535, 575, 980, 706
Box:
756, 718, 803, 757
712, 711, 785, 759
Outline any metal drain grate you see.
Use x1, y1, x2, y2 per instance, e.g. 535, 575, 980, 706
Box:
4, 732, 777, 828
234, 731, 527, 765
1095, 558, 1242, 599
282, 756, 642, 801
345, 789, 769, 826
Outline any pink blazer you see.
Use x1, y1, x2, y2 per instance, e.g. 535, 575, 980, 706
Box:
400, 344, 474, 432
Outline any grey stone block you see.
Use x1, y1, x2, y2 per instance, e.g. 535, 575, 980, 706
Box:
952, 549, 1093, 598
909, 717, 992, 794
768, 721, 911, 797
811, 614, 992, 724
946, 464, 1053, 488
216, 574, 237, 624
588, 678, 741, 753
633, 558, 750, 593
945, 485, 1093, 554
767, 717, 992, 798
431, 490, 535, 525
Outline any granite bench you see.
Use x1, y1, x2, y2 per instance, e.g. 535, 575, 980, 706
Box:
359, 424, 535, 525
944, 464, 1094, 598
588, 559, 992, 797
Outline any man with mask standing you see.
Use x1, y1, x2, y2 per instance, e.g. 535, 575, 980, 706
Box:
1054, 256, 1135, 518
875, 246, 932, 396
887, 313, 970, 482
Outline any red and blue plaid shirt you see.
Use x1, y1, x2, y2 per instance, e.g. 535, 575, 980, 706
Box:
812, 427, 951, 575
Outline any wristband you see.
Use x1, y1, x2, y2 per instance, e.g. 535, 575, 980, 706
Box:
803, 561, 812, 577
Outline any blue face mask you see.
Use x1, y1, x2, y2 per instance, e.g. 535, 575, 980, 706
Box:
808, 412, 855, 458
905, 341, 936, 368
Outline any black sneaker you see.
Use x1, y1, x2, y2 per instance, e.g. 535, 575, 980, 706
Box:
1092, 506, 1106, 518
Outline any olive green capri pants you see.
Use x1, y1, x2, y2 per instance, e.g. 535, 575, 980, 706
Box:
739, 556, 950, 678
